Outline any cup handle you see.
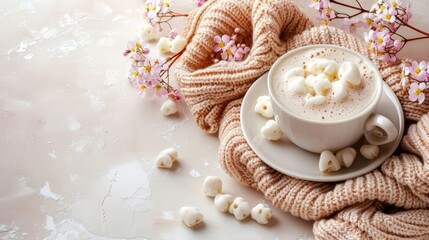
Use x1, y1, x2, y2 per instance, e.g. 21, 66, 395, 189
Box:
364, 114, 398, 145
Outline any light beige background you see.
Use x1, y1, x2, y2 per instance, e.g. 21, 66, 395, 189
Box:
0, 0, 427, 239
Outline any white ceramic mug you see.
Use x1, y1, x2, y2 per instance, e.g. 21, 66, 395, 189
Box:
267, 45, 398, 153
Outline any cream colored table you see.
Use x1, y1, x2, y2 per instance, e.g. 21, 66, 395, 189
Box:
0, 0, 427, 239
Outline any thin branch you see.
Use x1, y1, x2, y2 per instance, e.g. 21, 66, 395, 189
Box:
330, 0, 368, 12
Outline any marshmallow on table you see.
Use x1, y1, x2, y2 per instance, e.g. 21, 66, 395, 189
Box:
319, 150, 341, 174
179, 206, 204, 228
202, 176, 222, 197
251, 203, 272, 224
336, 147, 356, 168
214, 194, 234, 212
157, 37, 171, 54
338, 62, 361, 86
156, 147, 178, 168
228, 197, 251, 220
140, 23, 156, 42
170, 35, 187, 54
254, 96, 274, 118
360, 144, 379, 160
160, 98, 178, 116
261, 120, 283, 141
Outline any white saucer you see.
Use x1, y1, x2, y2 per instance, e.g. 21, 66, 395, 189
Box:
241, 73, 404, 182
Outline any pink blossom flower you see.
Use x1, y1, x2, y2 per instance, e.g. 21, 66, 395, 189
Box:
196, 0, 208, 7
388, 0, 402, 9
402, 2, 412, 23
214, 35, 230, 52
410, 61, 428, 81
323, 7, 335, 19
379, 7, 397, 23
220, 44, 237, 61
308, 0, 322, 10
124, 40, 149, 58
364, 30, 376, 44
374, 30, 392, 51
153, 82, 168, 97
169, 28, 178, 39
128, 65, 141, 84
156, 0, 174, 13
400, 64, 410, 87
340, 18, 364, 34
138, 81, 155, 97
152, 57, 168, 76
316, 13, 331, 25
362, 13, 378, 28
393, 39, 403, 50
381, 52, 396, 63
408, 82, 426, 104
234, 46, 250, 61
168, 89, 182, 101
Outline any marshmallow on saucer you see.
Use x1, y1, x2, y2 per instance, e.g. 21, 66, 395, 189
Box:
255, 96, 274, 118
360, 144, 379, 160
336, 147, 356, 168
261, 120, 283, 141
319, 150, 341, 174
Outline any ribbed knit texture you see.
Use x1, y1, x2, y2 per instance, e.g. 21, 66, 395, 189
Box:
175, 0, 429, 239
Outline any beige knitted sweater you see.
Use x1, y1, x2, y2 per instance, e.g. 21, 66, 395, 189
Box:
175, 0, 429, 239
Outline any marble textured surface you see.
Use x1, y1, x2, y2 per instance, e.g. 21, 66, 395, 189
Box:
0, 0, 427, 239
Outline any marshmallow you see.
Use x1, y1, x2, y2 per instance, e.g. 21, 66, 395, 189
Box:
319, 150, 341, 174
331, 80, 348, 102
309, 74, 332, 96
202, 176, 222, 197
179, 206, 204, 228
336, 147, 356, 168
157, 37, 171, 54
307, 58, 339, 80
156, 147, 178, 168
338, 62, 361, 86
288, 76, 307, 95
283, 67, 305, 80
170, 35, 187, 54
160, 147, 178, 160
160, 98, 178, 116
214, 194, 234, 212
305, 94, 326, 106
254, 96, 274, 118
251, 203, 272, 224
228, 197, 251, 220
360, 144, 379, 160
156, 154, 175, 168
140, 23, 156, 42
261, 120, 283, 141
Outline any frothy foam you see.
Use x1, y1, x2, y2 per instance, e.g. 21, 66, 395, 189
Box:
272, 47, 377, 121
